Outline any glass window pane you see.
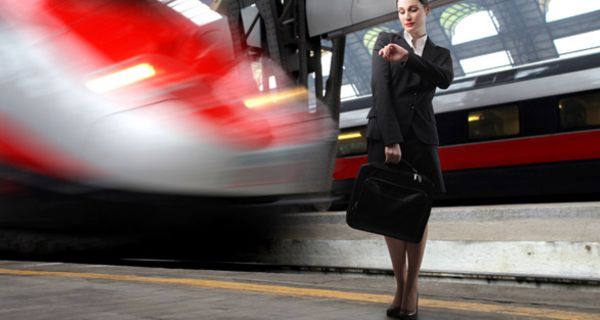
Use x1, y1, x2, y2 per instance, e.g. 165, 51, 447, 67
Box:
161, 0, 223, 26
559, 92, 600, 129
546, 0, 600, 22
468, 105, 520, 140
337, 130, 367, 157
451, 11, 498, 45
460, 50, 513, 75
553, 30, 600, 58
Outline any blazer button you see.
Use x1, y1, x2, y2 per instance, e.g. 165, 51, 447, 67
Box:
410, 104, 415, 110
413, 92, 417, 96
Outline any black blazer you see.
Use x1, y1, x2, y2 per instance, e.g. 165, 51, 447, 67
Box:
366, 32, 454, 146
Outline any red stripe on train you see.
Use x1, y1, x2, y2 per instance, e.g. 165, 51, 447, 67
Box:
333, 156, 367, 180
333, 130, 600, 180
0, 116, 91, 179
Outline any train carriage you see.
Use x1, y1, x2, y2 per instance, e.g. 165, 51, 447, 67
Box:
334, 53, 600, 202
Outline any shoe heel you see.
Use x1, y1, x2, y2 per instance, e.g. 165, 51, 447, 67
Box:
404, 292, 419, 320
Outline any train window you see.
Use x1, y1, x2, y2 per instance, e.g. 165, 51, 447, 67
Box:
468, 105, 520, 140
337, 130, 367, 157
437, 111, 468, 146
559, 91, 600, 130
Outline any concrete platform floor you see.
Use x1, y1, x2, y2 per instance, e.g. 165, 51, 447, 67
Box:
261, 202, 600, 279
1, 260, 599, 320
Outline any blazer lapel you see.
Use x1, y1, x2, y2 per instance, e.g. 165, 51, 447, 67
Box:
395, 33, 414, 53
421, 38, 439, 62
397, 33, 438, 61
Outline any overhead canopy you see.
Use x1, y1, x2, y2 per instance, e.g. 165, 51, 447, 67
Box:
306, 0, 456, 37
329, 0, 600, 101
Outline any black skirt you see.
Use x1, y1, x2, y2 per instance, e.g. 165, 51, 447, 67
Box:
367, 129, 446, 194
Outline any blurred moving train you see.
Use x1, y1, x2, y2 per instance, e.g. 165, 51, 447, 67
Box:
0, 0, 337, 204
334, 52, 600, 202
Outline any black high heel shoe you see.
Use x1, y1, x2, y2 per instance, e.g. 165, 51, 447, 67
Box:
402, 293, 419, 320
386, 305, 403, 319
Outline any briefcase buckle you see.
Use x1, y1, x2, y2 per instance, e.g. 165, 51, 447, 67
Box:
413, 173, 422, 183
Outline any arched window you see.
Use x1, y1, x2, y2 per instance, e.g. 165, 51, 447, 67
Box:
545, 0, 600, 22
363, 26, 397, 53
451, 11, 499, 45
440, 3, 499, 45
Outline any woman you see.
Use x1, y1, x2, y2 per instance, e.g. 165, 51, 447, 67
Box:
365, 0, 453, 318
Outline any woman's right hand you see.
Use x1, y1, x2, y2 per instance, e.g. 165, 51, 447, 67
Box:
379, 44, 409, 62
384, 144, 402, 164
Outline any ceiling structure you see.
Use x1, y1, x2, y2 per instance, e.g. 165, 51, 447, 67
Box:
156, 0, 599, 117
339, 0, 600, 100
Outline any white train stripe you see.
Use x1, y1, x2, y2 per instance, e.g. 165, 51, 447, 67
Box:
340, 66, 600, 129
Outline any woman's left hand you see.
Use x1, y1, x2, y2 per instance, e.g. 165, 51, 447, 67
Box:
384, 144, 402, 164
379, 44, 409, 62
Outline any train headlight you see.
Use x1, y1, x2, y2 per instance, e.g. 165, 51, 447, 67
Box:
85, 63, 157, 93
243, 87, 308, 109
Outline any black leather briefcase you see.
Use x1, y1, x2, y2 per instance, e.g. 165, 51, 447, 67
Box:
346, 161, 434, 243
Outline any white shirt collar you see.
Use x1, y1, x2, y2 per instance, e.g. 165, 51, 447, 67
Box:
403, 30, 428, 57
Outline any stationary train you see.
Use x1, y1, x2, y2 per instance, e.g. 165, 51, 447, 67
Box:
0, 0, 337, 204
334, 53, 600, 202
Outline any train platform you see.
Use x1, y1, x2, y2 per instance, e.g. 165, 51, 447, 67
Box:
1, 201, 599, 319
1, 260, 600, 320
261, 201, 600, 281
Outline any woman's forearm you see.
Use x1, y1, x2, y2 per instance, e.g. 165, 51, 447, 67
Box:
403, 50, 454, 89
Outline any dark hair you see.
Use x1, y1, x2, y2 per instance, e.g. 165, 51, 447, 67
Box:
396, 0, 430, 6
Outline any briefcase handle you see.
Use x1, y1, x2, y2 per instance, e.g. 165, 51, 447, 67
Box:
383, 159, 429, 184
386, 159, 419, 174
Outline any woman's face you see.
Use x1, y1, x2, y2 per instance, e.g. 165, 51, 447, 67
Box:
397, 0, 429, 35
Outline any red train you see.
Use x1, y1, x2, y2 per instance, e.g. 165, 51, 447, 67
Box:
0, 0, 337, 204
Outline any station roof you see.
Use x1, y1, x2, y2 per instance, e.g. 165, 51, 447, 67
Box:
336, 0, 600, 100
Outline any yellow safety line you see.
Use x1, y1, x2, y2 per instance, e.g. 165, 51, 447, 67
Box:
0, 268, 598, 320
